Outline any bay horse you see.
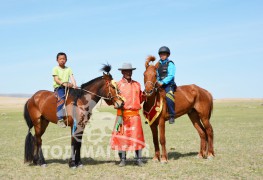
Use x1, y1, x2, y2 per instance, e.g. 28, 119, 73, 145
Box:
24, 64, 124, 168
143, 56, 214, 163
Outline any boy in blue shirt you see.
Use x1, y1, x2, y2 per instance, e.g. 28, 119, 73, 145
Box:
156, 46, 176, 124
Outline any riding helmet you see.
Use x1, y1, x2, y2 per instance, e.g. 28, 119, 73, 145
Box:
158, 46, 170, 55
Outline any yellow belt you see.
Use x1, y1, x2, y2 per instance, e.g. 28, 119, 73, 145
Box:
117, 109, 139, 117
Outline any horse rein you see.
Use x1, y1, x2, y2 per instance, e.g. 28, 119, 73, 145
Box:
75, 80, 122, 101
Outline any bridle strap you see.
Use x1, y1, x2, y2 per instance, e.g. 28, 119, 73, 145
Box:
144, 81, 157, 96
76, 87, 117, 100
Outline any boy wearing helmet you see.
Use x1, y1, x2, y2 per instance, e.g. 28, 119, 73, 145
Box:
157, 46, 176, 124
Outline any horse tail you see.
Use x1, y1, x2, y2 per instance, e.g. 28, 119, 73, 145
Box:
196, 85, 213, 120
24, 100, 35, 163
24, 101, 33, 130
208, 93, 213, 120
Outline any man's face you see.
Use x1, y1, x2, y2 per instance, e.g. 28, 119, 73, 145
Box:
159, 52, 169, 60
122, 70, 133, 80
57, 55, 67, 67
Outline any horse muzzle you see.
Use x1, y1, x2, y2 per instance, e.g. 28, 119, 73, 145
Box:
143, 90, 154, 97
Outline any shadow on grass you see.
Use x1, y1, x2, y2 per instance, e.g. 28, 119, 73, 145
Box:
168, 151, 198, 160
45, 157, 149, 166
45, 159, 68, 164
44, 152, 197, 165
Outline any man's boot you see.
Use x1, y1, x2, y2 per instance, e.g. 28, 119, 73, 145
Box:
118, 151, 126, 167
169, 117, 175, 124
119, 158, 126, 167
135, 150, 143, 167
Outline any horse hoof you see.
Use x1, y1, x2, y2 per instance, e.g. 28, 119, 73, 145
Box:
40, 164, 47, 168
160, 160, 168, 164
70, 166, 77, 169
207, 155, 214, 160
152, 158, 159, 163
77, 164, 83, 168
196, 154, 203, 159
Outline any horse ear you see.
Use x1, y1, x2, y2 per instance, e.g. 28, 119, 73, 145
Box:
103, 72, 107, 78
103, 72, 110, 80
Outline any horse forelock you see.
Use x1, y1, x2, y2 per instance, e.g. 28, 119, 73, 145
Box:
101, 63, 112, 73
145, 55, 156, 68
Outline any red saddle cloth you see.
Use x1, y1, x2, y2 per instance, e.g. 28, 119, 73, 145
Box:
143, 97, 163, 125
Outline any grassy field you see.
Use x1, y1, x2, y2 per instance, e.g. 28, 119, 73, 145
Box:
0, 98, 262, 179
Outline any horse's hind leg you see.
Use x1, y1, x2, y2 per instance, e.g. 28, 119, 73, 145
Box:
188, 110, 208, 158
200, 117, 214, 158
34, 117, 49, 166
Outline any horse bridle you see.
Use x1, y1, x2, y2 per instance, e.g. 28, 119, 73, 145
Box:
78, 80, 122, 101
144, 80, 158, 96
105, 80, 122, 100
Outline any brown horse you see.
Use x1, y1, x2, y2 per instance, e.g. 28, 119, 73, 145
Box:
24, 64, 124, 168
143, 56, 214, 163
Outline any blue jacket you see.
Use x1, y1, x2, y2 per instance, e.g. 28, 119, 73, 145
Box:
157, 59, 176, 85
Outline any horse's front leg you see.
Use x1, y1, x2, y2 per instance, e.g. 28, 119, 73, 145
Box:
69, 106, 88, 168
159, 117, 168, 163
69, 123, 85, 168
150, 123, 160, 162
69, 126, 77, 168
74, 130, 84, 167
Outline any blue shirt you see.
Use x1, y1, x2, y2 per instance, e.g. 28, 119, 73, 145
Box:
157, 59, 176, 85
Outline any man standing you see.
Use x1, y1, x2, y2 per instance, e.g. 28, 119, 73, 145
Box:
111, 63, 145, 167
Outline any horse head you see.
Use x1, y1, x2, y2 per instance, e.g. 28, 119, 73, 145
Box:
143, 56, 158, 97
101, 64, 124, 108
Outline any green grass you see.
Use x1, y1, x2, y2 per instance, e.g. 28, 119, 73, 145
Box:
0, 100, 262, 179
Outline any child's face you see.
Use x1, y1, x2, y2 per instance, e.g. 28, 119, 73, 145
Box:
159, 53, 169, 60
57, 55, 67, 67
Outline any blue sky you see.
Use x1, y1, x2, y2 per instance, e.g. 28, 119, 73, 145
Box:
1, 0, 262, 98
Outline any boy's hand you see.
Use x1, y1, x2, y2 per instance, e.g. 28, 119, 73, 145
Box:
62, 82, 73, 88
157, 81, 163, 87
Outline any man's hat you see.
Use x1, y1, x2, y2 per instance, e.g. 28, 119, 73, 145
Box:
118, 63, 136, 70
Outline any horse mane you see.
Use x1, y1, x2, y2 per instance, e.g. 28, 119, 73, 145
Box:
70, 64, 112, 100
80, 76, 104, 89
81, 63, 112, 89
145, 55, 156, 69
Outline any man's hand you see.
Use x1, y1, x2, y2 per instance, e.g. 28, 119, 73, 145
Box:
141, 93, 147, 102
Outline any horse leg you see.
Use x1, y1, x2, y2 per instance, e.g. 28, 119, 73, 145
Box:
200, 117, 214, 158
150, 123, 160, 162
34, 117, 49, 166
69, 124, 84, 168
158, 117, 168, 163
188, 110, 208, 158
74, 131, 83, 167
